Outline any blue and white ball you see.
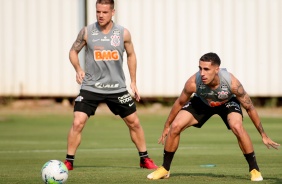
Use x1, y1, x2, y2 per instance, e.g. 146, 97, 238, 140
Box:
41, 160, 68, 184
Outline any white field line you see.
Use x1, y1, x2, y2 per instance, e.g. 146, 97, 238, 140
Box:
0, 146, 210, 154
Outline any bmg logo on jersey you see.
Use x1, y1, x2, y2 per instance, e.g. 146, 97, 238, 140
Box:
94, 50, 119, 61
118, 93, 133, 104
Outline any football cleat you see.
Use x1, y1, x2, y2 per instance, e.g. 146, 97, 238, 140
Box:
140, 158, 158, 169
250, 169, 263, 181
64, 160, 73, 171
147, 166, 170, 180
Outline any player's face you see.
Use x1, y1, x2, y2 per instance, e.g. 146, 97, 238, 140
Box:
198, 61, 219, 85
96, 3, 115, 27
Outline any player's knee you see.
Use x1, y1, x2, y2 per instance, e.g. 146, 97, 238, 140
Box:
230, 122, 244, 136
170, 123, 182, 135
126, 118, 141, 130
72, 119, 86, 131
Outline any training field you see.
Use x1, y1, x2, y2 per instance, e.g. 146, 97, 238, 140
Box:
0, 105, 281, 184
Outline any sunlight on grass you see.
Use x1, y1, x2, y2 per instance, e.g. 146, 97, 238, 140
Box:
0, 113, 281, 184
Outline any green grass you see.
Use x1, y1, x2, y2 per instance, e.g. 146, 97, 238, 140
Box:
0, 111, 281, 184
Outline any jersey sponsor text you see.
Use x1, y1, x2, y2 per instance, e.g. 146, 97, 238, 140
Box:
94, 50, 119, 61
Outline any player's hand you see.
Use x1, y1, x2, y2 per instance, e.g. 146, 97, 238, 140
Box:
130, 83, 141, 102
76, 69, 85, 84
158, 127, 170, 145
262, 136, 280, 149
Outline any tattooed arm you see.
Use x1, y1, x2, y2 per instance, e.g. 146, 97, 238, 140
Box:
69, 27, 87, 84
230, 73, 280, 149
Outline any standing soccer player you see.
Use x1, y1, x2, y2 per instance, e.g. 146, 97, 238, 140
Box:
64, 0, 157, 170
147, 52, 280, 181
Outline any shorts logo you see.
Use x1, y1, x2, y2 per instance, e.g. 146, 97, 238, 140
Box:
75, 96, 84, 102
225, 101, 240, 109
118, 93, 132, 104
129, 102, 134, 107
183, 102, 191, 108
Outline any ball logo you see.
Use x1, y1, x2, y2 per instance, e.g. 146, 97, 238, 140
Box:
94, 50, 119, 61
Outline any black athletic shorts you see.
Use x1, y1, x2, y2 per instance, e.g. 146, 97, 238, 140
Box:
74, 89, 136, 118
181, 96, 243, 129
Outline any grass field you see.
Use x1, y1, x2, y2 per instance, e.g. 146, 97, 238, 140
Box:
0, 106, 281, 184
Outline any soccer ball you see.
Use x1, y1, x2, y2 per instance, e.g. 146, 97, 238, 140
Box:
41, 160, 68, 184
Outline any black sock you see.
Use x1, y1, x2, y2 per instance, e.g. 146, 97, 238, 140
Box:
139, 151, 149, 164
66, 154, 75, 165
244, 152, 259, 172
162, 150, 175, 171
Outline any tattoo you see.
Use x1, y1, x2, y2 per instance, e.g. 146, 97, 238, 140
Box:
235, 82, 245, 96
235, 81, 254, 110
258, 122, 266, 135
71, 28, 86, 52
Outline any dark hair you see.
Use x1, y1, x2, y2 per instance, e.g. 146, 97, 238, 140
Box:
199, 52, 221, 66
96, 0, 114, 9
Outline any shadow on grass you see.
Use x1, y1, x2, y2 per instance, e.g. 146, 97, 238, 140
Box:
165, 172, 282, 183
172, 172, 246, 180
74, 165, 141, 169
73, 166, 282, 183
263, 177, 282, 184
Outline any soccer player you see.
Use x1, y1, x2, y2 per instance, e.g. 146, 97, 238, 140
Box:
64, 0, 157, 170
147, 52, 280, 181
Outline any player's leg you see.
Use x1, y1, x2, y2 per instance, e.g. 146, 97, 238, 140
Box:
227, 112, 254, 153
227, 112, 263, 181
163, 111, 197, 167
67, 112, 89, 154
65, 112, 88, 170
65, 90, 98, 170
123, 112, 157, 169
147, 110, 198, 180
107, 91, 157, 169
162, 97, 212, 172
123, 112, 146, 151
148, 96, 212, 180
164, 110, 198, 152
